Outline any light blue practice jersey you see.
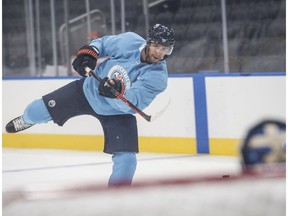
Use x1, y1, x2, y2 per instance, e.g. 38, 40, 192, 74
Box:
82, 32, 168, 115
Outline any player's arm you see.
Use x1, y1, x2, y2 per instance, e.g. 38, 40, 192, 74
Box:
89, 35, 119, 58
89, 32, 136, 59
101, 69, 168, 113
72, 45, 99, 77
72, 34, 118, 77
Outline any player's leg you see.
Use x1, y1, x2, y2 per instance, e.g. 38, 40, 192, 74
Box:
108, 152, 137, 186
41, 78, 94, 126
6, 78, 91, 133
97, 114, 139, 186
23, 98, 52, 124
5, 99, 52, 133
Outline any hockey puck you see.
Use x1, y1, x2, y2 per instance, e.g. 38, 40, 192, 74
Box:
222, 175, 230, 178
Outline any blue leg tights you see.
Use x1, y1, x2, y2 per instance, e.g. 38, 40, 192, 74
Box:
23, 99, 52, 124
108, 152, 137, 187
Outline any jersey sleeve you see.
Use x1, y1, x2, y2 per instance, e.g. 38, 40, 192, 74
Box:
89, 35, 118, 58
89, 32, 140, 59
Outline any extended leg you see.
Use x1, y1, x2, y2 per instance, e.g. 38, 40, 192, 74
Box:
6, 99, 52, 133
6, 78, 89, 133
23, 99, 52, 124
108, 152, 137, 187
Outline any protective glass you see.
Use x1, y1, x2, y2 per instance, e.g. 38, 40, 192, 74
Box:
150, 42, 174, 55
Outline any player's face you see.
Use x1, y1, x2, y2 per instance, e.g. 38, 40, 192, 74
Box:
144, 42, 171, 63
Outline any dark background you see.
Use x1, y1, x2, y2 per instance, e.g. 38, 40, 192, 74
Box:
2, 0, 286, 76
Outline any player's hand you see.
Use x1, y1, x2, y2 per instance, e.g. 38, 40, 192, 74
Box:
98, 77, 125, 99
72, 45, 99, 77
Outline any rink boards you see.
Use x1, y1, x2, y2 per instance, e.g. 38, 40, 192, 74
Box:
2, 73, 285, 156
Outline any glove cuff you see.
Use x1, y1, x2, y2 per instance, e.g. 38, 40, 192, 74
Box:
77, 45, 99, 59
117, 79, 125, 96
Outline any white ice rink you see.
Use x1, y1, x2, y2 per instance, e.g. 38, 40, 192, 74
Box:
3, 148, 241, 189
2, 148, 285, 216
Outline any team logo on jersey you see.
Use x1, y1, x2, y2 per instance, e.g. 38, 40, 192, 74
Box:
48, 100, 56, 108
107, 65, 131, 89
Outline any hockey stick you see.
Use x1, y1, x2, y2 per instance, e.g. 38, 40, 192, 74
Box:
84, 67, 170, 122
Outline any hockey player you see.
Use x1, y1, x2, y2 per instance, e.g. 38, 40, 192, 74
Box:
5, 24, 175, 186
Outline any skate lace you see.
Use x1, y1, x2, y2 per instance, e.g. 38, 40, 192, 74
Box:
13, 117, 32, 131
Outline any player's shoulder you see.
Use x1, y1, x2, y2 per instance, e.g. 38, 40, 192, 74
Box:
143, 63, 168, 91
154, 60, 168, 71
145, 61, 168, 78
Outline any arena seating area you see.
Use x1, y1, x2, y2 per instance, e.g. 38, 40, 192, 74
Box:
2, 0, 285, 75
137, 0, 285, 73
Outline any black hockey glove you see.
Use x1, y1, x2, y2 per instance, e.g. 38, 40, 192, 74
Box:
72, 45, 99, 77
98, 77, 125, 99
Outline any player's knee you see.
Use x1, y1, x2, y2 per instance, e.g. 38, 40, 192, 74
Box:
23, 99, 52, 124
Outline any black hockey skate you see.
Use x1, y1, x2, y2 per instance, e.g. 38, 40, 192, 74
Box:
6, 116, 35, 133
